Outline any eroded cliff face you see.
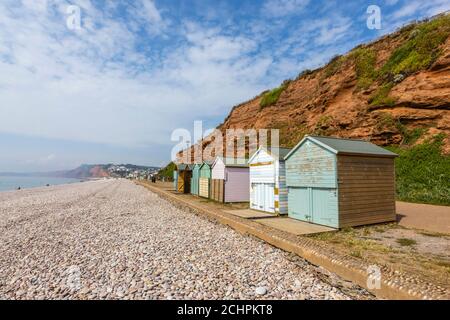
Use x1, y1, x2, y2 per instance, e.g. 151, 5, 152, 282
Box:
178, 14, 450, 163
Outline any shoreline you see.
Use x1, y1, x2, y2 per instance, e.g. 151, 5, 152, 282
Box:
0, 176, 88, 193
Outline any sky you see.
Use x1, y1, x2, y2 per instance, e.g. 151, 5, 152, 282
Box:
0, 0, 449, 171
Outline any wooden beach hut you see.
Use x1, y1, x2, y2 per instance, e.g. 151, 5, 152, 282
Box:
173, 170, 178, 191
284, 135, 398, 228
190, 164, 201, 196
198, 162, 212, 198
210, 157, 250, 203
176, 164, 192, 194
248, 147, 292, 215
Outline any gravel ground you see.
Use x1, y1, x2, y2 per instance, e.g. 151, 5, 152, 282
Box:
0, 179, 372, 300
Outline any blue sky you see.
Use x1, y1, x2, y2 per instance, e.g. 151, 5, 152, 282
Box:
0, 0, 448, 171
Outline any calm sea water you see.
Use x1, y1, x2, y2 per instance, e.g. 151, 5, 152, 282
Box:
0, 176, 81, 192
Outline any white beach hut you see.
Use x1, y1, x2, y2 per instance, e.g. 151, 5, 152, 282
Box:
248, 147, 291, 215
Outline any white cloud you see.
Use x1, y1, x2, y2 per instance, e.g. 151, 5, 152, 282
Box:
262, 0, 310, 17
390, 0, 449, 20
385, 0, 399, 6
0, 0, 273, 149
383, 0, 449, 33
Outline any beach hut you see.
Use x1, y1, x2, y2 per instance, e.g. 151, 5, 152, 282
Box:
176, 164, 192, 194
198, 162, 212, 198
173, 170, 178, 191
190, 164, 201, 196
284, 135, 398, 228
248, 147, 292, 214
210, 157, 250, 203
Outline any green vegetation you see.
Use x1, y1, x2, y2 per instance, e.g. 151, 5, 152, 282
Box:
375, 112, 397, 131
296, 69, 314, 80
352, 48, 377, 89
260, 81, 289, 109
376, 112, 427, 145
380, 14, 450, 79
396, 238, 417, 247
322, 54, 347, 79
369, 83, 396, 107
158, 162, 177, 180
369, 14, 450, 106
397, 124, 427, 145
386, 134, 450, 205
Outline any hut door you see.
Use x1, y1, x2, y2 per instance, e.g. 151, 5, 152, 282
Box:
251, 183, 275, 213
177, 172, 185, 193
288, 187, 311, 221
311, 188, 338, 227
289, 187, 338, 228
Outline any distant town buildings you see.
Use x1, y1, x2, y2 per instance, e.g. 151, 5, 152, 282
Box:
107, 165, 159, 180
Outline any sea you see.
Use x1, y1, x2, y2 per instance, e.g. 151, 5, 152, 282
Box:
0, 176, 81, 192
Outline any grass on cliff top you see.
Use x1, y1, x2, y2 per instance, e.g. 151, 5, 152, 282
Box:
370, 14, 450, 106
386, 134, 450, 206
260, 82, 289, 109
319, 14, 450, 106
380, 14, 450, 78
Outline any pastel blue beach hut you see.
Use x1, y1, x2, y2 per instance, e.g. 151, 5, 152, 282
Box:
173, 170, 178, 191
284, 135, 398, 228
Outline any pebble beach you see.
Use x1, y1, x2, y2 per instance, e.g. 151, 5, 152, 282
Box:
0, 179, 371, 300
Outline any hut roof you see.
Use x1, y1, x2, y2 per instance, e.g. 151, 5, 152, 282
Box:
249, 146, 292, 162
214, 157, 249, 168
177, 164, 193, 171
285, 135, 398, 159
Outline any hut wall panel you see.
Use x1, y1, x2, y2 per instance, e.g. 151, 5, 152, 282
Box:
191, 165, 200, 195
199, 177, 209, 198
177, 171, 185, 193
337, 155, 396, 228
224, 167, 249, 203
211, 159, 225, 180
177, 171, 191, 194
277, 160, 289, 214
286, 140, 337, 188
249, 149, 275, 184
210, 179, 224, 202
173, 171, 178, 191
199, 165, 211, 179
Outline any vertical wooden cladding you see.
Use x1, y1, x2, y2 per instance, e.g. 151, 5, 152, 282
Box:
199, 177, 210, 198
210, 179, 224, 202
210, 157, 250, 203
248, 147, 291, 214
198, 163, 212, 198
224, 167, 250, 203
177, 166, 192, 194
337, 155, 396, 228
173, 171, 178, 191
190, 164, 200, 195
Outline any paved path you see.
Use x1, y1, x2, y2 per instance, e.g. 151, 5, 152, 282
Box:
0, 180, 370, 300
396, 201, 450, 234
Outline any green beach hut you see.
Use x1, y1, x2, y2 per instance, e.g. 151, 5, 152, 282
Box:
198, 161, 212, 198
190, 163, 201, 196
